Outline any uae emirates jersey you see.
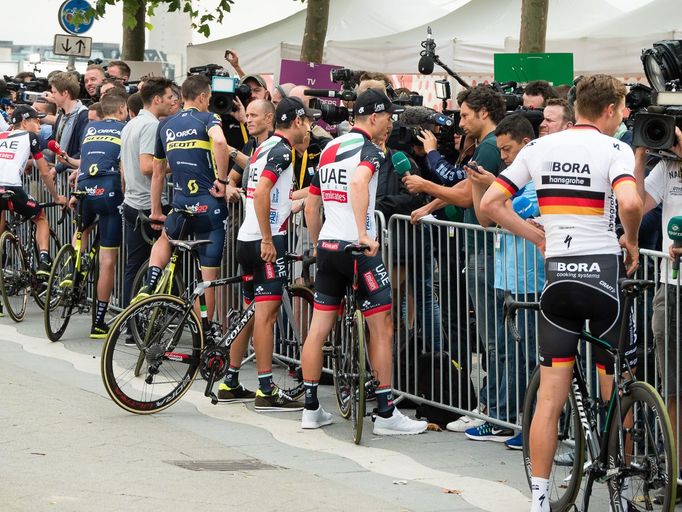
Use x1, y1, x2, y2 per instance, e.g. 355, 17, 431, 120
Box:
0, 130, 43, 186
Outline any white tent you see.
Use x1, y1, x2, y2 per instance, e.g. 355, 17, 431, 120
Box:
187, 0, 682, 80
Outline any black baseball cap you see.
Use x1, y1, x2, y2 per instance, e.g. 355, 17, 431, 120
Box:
275, 96, 321, 124
11, 105, 45, 125
353, 89, 405, 116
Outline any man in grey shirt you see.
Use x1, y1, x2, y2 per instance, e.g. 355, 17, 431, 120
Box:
120, 76, 174, 306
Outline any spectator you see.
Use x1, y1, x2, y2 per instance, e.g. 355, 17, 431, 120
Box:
88, 102, 103, 121
168, 84, 182, 116
84, 64, 106, 99
224, 49, 245, 78
539, 98, 574, 137
99, 78, 126, 98
271, 83, 294, 106
127, 92, 143, 118
522, 80, 556, 108
49, 72, 89, 174
119, 76, 175, 308
106, 60, 131, 82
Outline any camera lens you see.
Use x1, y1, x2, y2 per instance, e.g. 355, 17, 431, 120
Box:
643, 118, 668, 145
210, 93, 233, 115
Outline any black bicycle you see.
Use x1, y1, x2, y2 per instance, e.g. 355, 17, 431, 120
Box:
328, 244, 377, 445
505, 279, 676, 511
0, 190, 62, 321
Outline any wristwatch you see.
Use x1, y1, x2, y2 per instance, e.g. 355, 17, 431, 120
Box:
229, 148, 239, 159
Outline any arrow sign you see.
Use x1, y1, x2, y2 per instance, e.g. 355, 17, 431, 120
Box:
53, 34, 92, 58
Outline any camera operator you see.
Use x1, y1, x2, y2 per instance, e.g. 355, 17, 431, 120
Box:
522, 80, 556, 108
49, 72, 89, 176
84, 64, 106, 100
106, 60, 131, 83
538, 98, 574, 136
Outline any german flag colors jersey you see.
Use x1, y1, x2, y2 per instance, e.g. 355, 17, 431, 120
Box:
78, 119, 124, 182
310, 128, 385, 243
492, 125, 636, 258
237, 134, 294, 242
154, 108, 221, 202
0, 130, 43, 186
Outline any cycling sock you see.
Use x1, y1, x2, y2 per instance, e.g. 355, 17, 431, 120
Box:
94, 300, 108, 327
376, 386, 395, 418
145, 266, 162, 289
530, 477, 550, 512
224, 364, 240, 388
304, 380, 319, 410
258, 370, 274, 394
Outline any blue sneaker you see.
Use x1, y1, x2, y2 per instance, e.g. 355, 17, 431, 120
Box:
464, 422, 514, 442
504, 431, 523, 450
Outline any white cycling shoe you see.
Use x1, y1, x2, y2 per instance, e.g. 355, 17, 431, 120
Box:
373, 408, 428, 436
301, 406, 333, 429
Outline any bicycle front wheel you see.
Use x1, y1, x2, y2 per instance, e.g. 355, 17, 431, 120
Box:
0, 231, 29, 322
351, 309, 367, 445
606, 380, 677, 511
44, 244, 76, 341
101, 294, 204, 414
332, 303, 351, 419
522, 366, 585, 512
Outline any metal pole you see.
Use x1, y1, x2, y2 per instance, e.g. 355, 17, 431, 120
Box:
67, 56, 76, 72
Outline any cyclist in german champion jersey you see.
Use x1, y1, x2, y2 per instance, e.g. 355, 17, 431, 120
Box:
219, 97, 320, 410
2, 105, 67, 276
139, 74, 239, 320
480, 75, 643, 512
73, 92, 128, 338
300, 89, 428, 435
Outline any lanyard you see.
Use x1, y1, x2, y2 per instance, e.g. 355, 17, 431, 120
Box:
240, 122, 248, 143
292, 150, 308, 189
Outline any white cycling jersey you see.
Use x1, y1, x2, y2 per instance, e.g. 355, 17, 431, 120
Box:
310, 128, 385, 242
237, 134, 294, 242
0, 130, 43, 186
492, 125, 636, 258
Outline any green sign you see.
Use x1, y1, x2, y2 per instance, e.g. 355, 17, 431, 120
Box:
494, 53, 574, 86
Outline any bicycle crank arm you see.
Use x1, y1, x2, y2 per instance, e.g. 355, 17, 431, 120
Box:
204, 368, 219, 405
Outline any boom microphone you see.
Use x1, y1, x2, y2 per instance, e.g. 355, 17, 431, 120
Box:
399, 106, 454, 127
418, 55, 435, 75
304, 89, 357, 102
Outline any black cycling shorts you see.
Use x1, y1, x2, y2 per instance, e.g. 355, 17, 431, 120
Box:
165, 194, 227, 268
0, 186, 43, 220
79, 176, 123, 248
314, 240, 391, 317
236, 236, 287, 304
539, 254, 637, 374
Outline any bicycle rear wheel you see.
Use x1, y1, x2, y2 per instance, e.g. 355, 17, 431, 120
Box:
607, 380, 677, 511
351, 309, 367, 445
30, 229, 61, 310
332, 303, 352, 419
44, 244, 76, 341
522, 366, 585, 511
0, 231, 29, 322
101, 294, 204, 414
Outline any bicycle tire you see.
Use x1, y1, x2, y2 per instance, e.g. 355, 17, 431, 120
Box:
351, 309, 367, 445
44, 243, 77, 341
332, 302, 351, 419
522, 366, 585, 511
272, 285, 315, 399
101, 294, 204, 414
0, 231, 29, 322
606, 380, 677, 511
89, 247, 100, 328
30, 229, 61, 310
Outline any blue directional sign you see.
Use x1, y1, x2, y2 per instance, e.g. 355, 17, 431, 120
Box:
58, 0, 95, 35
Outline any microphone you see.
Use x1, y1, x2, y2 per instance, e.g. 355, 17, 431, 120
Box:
418, 26, 437, 75
443, 204, 463, 222
391, 151, 412, 177
418, 55, 434, 75
512, 194, 539, 220
667, 216, 682, 279
47, 140, 68, 159
304, 89, 357, 102
399, 106, 453, 127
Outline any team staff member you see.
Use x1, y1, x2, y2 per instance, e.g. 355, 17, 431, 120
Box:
4, 106, 67, 275
140, 75, 238, 322
72, 92, 128, 338
480, 74, 642, 512
222, 97, 319, 411
300, 89, 428, 435
119, 76, 174, 307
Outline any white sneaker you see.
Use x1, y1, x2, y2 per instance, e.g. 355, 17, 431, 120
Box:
301, 406, 333, 429
373, 408, 428, 436
445, 406, 486, 432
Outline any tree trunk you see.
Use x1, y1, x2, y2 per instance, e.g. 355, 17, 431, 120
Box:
300, 0, 330, 63
519, 0, 549, 53
122, 0, 146, 61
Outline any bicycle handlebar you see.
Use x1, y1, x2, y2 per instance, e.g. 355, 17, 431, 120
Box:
344, 243, 370, 256
503, 290, 541, 344
285, 252, 316, 286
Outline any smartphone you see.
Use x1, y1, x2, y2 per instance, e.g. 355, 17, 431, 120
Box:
224, 50, 232, 60
467, 161, 481, 174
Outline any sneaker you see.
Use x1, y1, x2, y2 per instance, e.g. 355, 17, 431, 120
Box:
505, 431, 523, 450
446, 406, 486, 432
217, 383, 256, 403
464, 422, 515, 442
90, 323, 109, 339
301, 406, 333, 429
373, 408, 428, 436
254, 388, 304, 412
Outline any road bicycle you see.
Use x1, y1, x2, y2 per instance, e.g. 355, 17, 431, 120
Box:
44, 191, 100, 341
505, 278, 677, 511
0, 190, 62, 321
101, 240, 316, 415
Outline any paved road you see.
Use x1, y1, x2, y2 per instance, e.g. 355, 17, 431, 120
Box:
0, 304, 598, 512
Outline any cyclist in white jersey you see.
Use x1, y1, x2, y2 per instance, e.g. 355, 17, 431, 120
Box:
480, 75, 642, 512
300, 89, 428, 435
224, 97, 321, 410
